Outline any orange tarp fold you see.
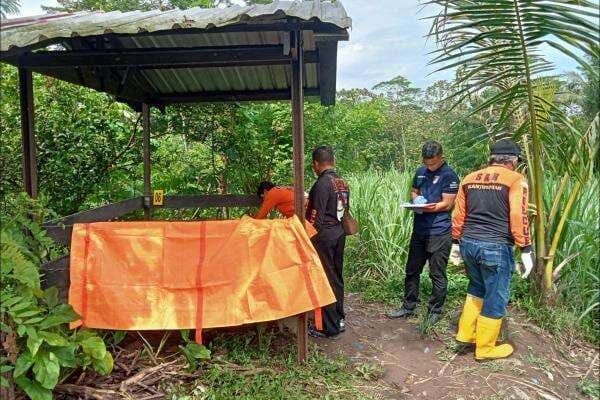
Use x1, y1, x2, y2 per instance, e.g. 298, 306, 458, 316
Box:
69, 216, 335, 336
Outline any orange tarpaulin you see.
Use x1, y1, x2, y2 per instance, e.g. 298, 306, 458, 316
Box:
69, 216, 334, 341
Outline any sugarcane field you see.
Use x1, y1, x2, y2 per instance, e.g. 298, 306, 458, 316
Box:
0, 1, 599, 399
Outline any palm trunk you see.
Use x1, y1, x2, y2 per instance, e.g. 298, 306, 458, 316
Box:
513, 0, 548, 293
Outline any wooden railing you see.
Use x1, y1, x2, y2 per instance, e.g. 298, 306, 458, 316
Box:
40, 194, 261, 300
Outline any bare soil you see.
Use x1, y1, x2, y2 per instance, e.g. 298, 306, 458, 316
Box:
314, 293, 600, 400
51, 293, 598, 399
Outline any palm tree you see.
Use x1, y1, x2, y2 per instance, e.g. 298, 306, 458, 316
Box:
1, 0, 20, 18
425, 0, 599, 296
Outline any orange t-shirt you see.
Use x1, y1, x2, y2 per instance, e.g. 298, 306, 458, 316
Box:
254, 187, 296, 219
254, 187, 316, 237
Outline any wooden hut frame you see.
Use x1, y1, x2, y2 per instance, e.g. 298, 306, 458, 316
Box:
0, 2, 351, 362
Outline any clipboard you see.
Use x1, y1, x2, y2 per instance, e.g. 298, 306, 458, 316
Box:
401, 203, 435, 209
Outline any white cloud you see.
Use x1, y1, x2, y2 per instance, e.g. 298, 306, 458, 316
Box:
16, 0, 59, 17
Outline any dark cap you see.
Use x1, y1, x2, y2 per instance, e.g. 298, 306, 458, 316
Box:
490, 139, 521, 157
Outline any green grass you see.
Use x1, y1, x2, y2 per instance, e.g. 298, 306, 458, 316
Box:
344, 170, 468, 308
344, 170, 600, 343
512, 177, 600, 342
579, 377, 600, 400
166, 330, 379, 400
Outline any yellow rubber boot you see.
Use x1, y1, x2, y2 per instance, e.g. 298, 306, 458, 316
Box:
456, 295, 483, 344
475, 315, 513, 361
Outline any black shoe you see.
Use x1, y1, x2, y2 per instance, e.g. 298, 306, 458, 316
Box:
308, 324, 341, 340
339, 318, 346, 332
308, 324, 326, 338
427, 312, 442, 325
387, 308, 415, 319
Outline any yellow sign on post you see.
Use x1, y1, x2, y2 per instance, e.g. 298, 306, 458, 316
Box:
153, 190, 164, 206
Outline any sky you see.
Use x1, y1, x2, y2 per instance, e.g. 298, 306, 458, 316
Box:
13, 0, 581, 91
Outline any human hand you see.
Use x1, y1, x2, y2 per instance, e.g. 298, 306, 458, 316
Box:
422, 203, 436, 211
449, 243, 462, 266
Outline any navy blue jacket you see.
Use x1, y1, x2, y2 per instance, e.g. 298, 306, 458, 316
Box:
412, 162, 459, 236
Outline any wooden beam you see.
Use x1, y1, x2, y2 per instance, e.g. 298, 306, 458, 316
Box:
291, 30, 308, 364
18, 68, 38, 198
44, 197, 144, 226
316, 41, 338, 106
42, 225, 74, 247
151, 88, 320, 105
16, 46, 318, 69
160, 194, 261, 209
40, 255, 70, 302
42, 197, 145, 246
142, 103, 152, 220
40, 194, 262, 246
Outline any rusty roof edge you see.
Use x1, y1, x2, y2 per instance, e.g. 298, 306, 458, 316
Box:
0, 1, 351, 53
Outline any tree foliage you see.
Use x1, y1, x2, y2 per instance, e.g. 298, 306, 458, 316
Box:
45, 0, 272, 12
0, 0, 20, 18
0, 196, 112, 400
427, 0, 600, 294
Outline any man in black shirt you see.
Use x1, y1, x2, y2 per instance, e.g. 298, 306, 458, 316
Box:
306, 146, 349, 340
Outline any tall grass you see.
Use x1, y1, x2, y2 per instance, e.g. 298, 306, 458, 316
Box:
345, 170, 414, 282
345, 170, 599, 342
344, 170, 468, 307
514, 177, 600, 341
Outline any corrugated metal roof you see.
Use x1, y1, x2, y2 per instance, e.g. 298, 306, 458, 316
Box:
0, 1, 350, 106
0, 1, 351, 52
114, 29, 320, 97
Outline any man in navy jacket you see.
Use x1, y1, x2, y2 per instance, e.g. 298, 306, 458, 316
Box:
388, 141, 459, 324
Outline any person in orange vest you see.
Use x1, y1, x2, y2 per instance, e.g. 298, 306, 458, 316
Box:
254, 182, 297, 219
451, 139, 533, 361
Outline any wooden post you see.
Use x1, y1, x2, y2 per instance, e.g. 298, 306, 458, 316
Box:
291, 30, 308, 363
19, 68, 38, 198
141, 103, 152, 220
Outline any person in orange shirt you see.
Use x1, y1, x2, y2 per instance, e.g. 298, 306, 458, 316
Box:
254, 182, 296, 219
451, 139, 533, 361
254, 182, 317, 237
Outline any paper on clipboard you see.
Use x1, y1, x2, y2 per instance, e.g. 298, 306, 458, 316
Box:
401, 202, 434, 209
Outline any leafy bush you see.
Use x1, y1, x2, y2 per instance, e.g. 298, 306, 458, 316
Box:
178, 330, 211, 371
0, 195, 113, 400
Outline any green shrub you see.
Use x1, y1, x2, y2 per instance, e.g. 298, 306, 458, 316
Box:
0, 195, 113, 400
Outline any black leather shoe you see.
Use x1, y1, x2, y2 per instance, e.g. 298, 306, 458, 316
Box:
387, 308, 415, 319
308, 324, 327, 338
308, 324, 341, 340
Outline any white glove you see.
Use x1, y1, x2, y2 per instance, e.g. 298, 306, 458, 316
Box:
413, 196, 427, 205
519, 251, 534, 279
449, 243, 462, 266
413, 196, 427, 214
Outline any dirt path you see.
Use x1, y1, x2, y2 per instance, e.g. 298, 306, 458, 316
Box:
314, 293, 599, 400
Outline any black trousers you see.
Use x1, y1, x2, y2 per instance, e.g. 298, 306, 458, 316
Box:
402, 232, 451, 314
312, 235, 346, 336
